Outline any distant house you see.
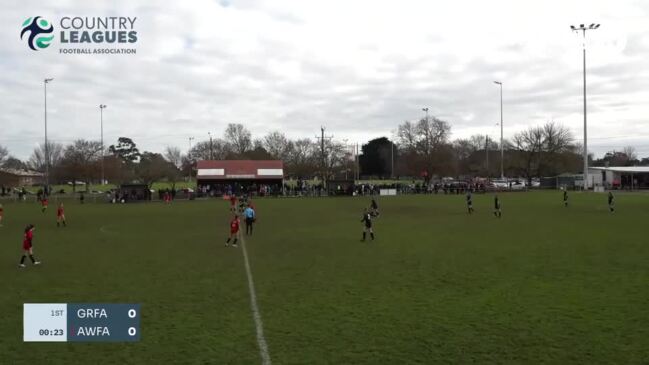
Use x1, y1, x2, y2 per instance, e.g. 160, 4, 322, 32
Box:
0, 168, 44, 187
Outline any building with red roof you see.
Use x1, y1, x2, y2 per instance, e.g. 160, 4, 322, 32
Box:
196, 160, 284, 196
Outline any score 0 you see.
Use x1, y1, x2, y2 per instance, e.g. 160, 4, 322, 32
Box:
128, 307, 138, 337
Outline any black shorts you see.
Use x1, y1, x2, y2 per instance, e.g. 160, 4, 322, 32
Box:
246, 218, 254, 225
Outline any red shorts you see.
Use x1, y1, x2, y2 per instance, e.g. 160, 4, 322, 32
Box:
23, 241, 32, 250
230, 229, 239, 235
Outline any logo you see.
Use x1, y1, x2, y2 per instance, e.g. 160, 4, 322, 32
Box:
21, 16, 54, 50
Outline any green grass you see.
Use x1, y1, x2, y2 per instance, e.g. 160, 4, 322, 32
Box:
2, 191, 649, 363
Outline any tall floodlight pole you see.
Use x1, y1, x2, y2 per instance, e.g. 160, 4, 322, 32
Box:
44, 78, 53, 190
99, 104, 107, 185
188, 137, 194, 183
493, 81, 504, 179
571, 23, 600, 190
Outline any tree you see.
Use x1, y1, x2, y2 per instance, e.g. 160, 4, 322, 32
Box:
138, 152, 177, 187
189, 139, 230, 160
322, 140, 348, 178
511, 122, 576, 182
224, 123, 252, 155
109, 137, 141, 164
58, 140, 102, 192
2, 156, 25, 170
28, 141, 64, 174
285, 138, 317, 176
359, 137, 396, 177
0, 145, 8, 166
594, 148, 639, 167
164, 146, 183, 169
262, 131, 292, 160
623, 146, 638, 162
397, 120, 418, 152
396, 116, 452, 178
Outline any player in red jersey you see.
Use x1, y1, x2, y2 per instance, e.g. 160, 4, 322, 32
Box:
19, 224, 41, 268
229, 195, 237, 212
225, 215, 240, 247
56, 203, 66, 227
41, 196, 48, 213
0, 203, 4, 227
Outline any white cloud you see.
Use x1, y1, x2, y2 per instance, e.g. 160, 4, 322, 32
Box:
1, 0, 649, 159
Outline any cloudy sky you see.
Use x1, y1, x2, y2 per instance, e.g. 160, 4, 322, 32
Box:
2, 0, 649, 160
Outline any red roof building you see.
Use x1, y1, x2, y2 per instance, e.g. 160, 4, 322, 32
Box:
196, 160, 284, 181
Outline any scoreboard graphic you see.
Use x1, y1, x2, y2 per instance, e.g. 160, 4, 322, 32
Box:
24, 303, 140, 342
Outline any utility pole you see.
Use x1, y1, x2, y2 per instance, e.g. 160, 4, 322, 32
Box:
99, 104, 107, 185
485, 135, 489, 178
208, 132, 213, 160
315, 126, 333, 180
188, 137, 195, 183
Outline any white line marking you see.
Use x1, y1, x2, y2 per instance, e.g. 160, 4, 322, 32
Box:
240, 234, 272, 365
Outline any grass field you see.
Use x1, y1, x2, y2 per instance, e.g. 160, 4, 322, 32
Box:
2, 191, 649, 364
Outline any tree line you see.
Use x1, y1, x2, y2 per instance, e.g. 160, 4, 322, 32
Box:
0, 118, 646, 189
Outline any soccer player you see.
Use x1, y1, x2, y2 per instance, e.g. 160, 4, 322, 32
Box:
0, 203, 4, 227
229, 194, 237, 213
41, 196, 48, 213
563, 190, 569, 207
225, 215, 240, 247
244, 204, 256, 236
493, 194, 502, 218
370, 197, 379, 217
19, 224, 41, 268
360, 208, 375, 241
608, 191, 615, 213
466, 191, 474, 214
56, 203, 66, 227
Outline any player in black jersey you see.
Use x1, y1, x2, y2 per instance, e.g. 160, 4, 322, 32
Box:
466, 191, 474, 214
370, 197, 379, 217
360, 209, 375, 241
608, 191, 615, 213
493, 194, 502, 218
563, 190, 568, 207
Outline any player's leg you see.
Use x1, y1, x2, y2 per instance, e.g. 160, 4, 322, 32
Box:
62, 215, 66, 227
19, 249, 28, 267
369, 227, 374, 240
29, 248, 40, 265
361, 227, 367, 241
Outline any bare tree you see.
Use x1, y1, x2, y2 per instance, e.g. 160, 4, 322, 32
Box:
0, 145, 8, 166
397, 120, 418, 151
189, 139, 230, 160
164, 146, 183, 169
622, 146, 638, 161
28, 141, 64, 173
224, 123, 252, 155
285, 138, 317, 176
58, 140, 102, 191
262, 131, 292, 160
